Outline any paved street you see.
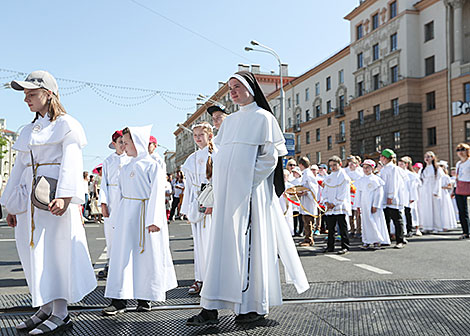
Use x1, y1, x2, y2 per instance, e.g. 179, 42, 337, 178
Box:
1, 216, 470, 335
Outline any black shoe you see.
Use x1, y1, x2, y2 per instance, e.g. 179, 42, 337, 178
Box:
97, 266, 108, 279
234, 312, 265, 324
103, 299, 127, 316
321, 247, 334, 253
186, 309, 219, 326
136, 300, 151, 312
337, 248, 349, 255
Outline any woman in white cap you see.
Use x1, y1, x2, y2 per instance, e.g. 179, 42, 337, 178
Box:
0, 71, 97, 334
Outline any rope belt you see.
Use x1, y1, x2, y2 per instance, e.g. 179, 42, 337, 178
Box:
122, 196, 149, 254
284, 186, 326, 219
27, 162, 61, 248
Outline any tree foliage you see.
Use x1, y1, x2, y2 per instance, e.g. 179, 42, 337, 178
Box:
0, 135, 8, 159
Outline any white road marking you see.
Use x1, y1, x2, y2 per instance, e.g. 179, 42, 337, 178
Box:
0, 226, 12, 229
0, 238, 15, 242
169, 235, 175, 238
85, 224, 100, 228
96, 237, 106, 241
354, 264, 392, 274
326, 254, 350, 262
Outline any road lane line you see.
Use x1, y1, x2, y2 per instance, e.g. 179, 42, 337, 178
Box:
326, 255, 350, 261
85, 224, 100, 228
96, 237, 106, 241
354, 264, 392, 274
0, 239, 15, 242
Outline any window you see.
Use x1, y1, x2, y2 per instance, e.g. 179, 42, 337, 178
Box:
305, 109, 311, 121
373, 43, 379, 61
424, 21, 434, 42
273, 105, 277, 117
392, 98, 399, 116
425, 56, 435, 76
374, 104, 380, 121
326, 76, 331, 91
339, 70, 344, 84
372, 13, 379, 30
315, 105, 321, 118
316, 151, 321, 164
296, 113, 301, 125
288, 117, 292, 128
357, 24, 363, 40
427, 127, 437, 146
359, 139, 366, 155
316, 128, 321, 142
340, 146, 346, 160
394, 131, 401, 150
426, 91, 436, 111
339, 95, 345, 115
295, 93, 300, 105
466, 121, 470, 142
391, 65, 398, 83
375, 135, 382, 152
373, 74, 380, 90
390, 33, 397, 51
357, 52, 364, 69
358, 110, 364, 125
305, 88, 310, 101
315, 82, 320, 96
327, 117, 332, 126
340, 120, 345, 136
326, 100, 332, 114
327, 136, 332, 150
296, 135, 301, 152
390, 1, 397, 19
464, 83, 470, 101
306, 131, 310, 144
357, 81, 364, 97
287, 97, 291, 109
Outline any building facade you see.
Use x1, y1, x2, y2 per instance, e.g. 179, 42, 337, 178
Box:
0, 119, 18, 196
268, 0, 470, 165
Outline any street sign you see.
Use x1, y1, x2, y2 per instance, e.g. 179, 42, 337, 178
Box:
284, 132, 295, 157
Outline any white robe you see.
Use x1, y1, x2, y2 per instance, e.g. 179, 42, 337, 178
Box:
279, 181, 294, 236
299, 169, 319, 216
180, 145, 217, 282
0, 114, 96, 307
403, 170, 421, 224
105, 125, 177, 301
355, 174, 391, 245
321, 169, 352, 216
379, 162, 407, 210
98, 152, 130, 257
418, 166, 445, 231
439, 174, 458, 230
151, 151, 166, 172
345, 167, 363, 210
200, 102, 309, 315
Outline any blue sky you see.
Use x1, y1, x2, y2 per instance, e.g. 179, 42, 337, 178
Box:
1, 0, 356, 171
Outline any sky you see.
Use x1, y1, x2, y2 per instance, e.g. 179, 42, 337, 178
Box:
1, 0, 357, 171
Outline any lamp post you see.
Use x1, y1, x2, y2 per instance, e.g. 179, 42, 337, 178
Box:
245, 40, 285, 132
176, 123, 197, 152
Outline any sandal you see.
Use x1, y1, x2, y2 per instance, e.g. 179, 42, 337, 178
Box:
16, 310, 51, 331
234, 312, 265, 324
186, 309, 218, 326
188, 281, 202, 295
29, 315, 73, 335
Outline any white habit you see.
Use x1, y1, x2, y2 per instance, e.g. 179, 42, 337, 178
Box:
439, 174, 458, 230
99, 152, 130, 257
321, 169, 352, 216
151, 151, 167, 172
355, 174, 391, 245
299, 169, 319, 216
105, 125, 177, 301
180, 145, 217, 282
200, 102, 309, 315
279, 181, 294, 236
418, 166, 444, 231
0, 114, 97, 307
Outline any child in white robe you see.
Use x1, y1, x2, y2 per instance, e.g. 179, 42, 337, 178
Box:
398, 156, 422, 237
438, 161, 458, 230
103, 125, 177, 315
279, 169, 294, 236
98, 130, 130, 278
355, 160, 391, 249
298, 156, 319, 247
1, 71, 96, 334
180, 122, 217, 295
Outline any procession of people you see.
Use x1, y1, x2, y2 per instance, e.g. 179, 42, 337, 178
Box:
1, 69, 470, 334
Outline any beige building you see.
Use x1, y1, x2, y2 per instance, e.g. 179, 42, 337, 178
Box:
268, 0, 470, 166
0, 119, 18, 196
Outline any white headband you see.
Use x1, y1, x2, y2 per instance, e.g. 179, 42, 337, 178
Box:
231, 74, 255, 96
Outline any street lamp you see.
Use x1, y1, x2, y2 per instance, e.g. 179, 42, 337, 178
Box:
176, 123, 197, 152
245, 40, 285, 132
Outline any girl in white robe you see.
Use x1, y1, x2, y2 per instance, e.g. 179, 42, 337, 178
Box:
188, 71, 308, 326
1, 71, 96, 334
104, 125, 177, 314
279, 169, 294, 236
418, 152, 445, 232
180, 122, 217, 295
355, 160, 391, 248
398, 156, 422, 237
438, 162, 458, 230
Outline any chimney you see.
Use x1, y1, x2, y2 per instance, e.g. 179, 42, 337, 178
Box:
251, 64, 260, 74
280, 63, 288, 76
218, 81, 225, 89
238, 63, 250, 72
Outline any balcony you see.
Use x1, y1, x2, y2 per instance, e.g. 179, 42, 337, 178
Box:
334, 108, 345, 118
335, 133, 346, 144
293, 124, 301, 133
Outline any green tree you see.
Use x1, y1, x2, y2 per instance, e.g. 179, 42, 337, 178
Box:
0, 135, 8, 159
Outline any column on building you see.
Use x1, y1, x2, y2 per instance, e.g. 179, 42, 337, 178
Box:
453, 0, 464, 64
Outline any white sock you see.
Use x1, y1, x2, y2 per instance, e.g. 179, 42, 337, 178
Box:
16, 302, 52, 328
29, 300, 68, 335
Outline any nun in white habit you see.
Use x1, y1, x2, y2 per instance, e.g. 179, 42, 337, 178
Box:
187, 71, 309, 326
1, 71, 96, 334
104, 125, 177, 314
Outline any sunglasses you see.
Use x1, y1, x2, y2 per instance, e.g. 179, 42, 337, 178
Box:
288, 164, 296, 166
456, 148, 467, 152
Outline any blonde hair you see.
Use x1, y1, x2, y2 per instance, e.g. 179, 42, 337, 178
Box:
399, 156, 414, 173
456, 143, 470, 158
33, 89, 66, 122
193, 122, 214, 180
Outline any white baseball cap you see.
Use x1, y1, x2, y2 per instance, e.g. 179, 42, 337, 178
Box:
11, 70, 59, 96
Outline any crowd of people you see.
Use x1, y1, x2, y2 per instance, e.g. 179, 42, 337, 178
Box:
1, 69, 469, 334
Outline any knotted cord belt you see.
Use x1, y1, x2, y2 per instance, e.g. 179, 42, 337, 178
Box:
27, 162, 61, 248
284, 186, 326, 219
122, 196, 149, 254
